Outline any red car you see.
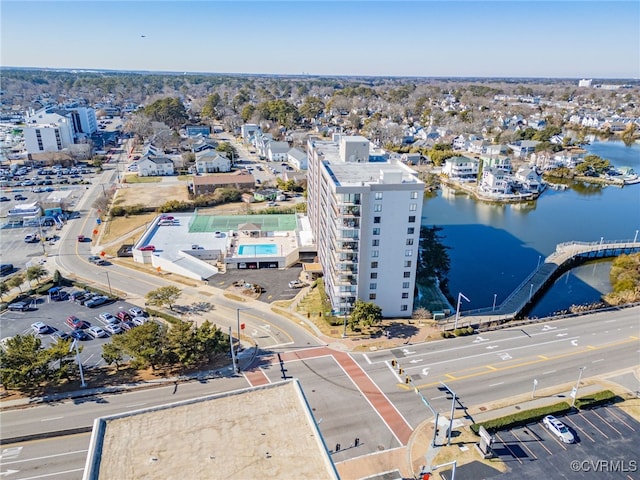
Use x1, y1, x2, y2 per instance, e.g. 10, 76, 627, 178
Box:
138, 245, 156, 251
116, 311, 132, 321
77, 235, 86, 242
66, 315, 90, 329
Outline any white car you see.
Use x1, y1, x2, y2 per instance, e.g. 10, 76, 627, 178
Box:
99, 312, 118, 324
104, 323, 122, 335
129, 307, 145, 317
31, 322, 49, 334
87, 326, 108, 338
131, 316, 147, 326
543, 415, 575, 443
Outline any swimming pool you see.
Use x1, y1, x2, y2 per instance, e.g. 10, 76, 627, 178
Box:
237, 244, 278, 256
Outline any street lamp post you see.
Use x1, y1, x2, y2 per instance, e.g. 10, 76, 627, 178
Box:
634, 230, 638, 243
492, 293, 497, 312
229, 326, 237, 374
236, 308, 250, 365
529, 283, 534, 302
532, 378, 538, 399
454, 292, 470, 330
537, 255, 541, 270
71, 339, 86, 388
104, 271, 112, 296
571, 367, 586, 408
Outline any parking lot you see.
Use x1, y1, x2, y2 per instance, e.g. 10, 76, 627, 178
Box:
476, 406, 640, 479
208, 264, 304, 303
1, 289, 148, 369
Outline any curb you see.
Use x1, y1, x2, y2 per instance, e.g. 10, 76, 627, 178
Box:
0, 426, 93, 446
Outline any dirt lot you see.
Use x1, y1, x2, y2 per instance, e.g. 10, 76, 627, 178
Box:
113, 182, 189, 208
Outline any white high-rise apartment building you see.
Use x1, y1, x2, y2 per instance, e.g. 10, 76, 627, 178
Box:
307, 135, 425, 318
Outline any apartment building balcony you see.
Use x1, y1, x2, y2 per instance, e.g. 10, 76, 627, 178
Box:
335, 274, 357, 286
335, 240, 359, 253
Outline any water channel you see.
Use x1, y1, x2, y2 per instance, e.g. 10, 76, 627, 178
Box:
420, 141, 640, 317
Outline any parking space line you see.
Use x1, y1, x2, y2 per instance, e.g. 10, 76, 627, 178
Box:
562, 416, 595, 443
577, 411, 609, 439
591, 409, 623, 436
539, 422, 568, 450
523, 426, 553, 455
510, 429, 538, 460
606, 408, 636, 432
494, 432, 524, 464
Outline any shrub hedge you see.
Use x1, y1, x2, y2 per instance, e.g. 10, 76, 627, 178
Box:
470, 402, 572, 434
574, 389, 621, 409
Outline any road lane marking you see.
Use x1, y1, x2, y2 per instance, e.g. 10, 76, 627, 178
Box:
409, 336, 640, 390
0, 448, 22, 461
486, 365, 497, 371
578, 411, 609, 439
445, 374, 457, 380
591, 358, 604, 363
431, 394, 446, 400
1, 450, 88, 465
489, 382, 504, 387
125, 403, 147, 408
40, 416, 63, 422
511, 429, 538, 460
14, 468, 85, 479
494, 432, 523, 465
605, 408, 636, 431
543, 370, 556, 375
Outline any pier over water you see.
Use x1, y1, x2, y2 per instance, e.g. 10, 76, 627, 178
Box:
443, 239, 640, 330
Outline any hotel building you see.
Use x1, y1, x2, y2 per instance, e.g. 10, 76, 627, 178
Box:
307, 135, 424, 318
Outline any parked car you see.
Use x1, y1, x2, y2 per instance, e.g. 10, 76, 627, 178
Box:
51, 330, 71, 342
70, 329, 91, 341
77, 235, 86, 242
0, 196, 9, 202
138, 245, 156, 251
104, 323, 122, 335
116, 311, 132, 322
7, 301, 33, 311
85, 295, 109, 308
24, 234, 39, 243
129, 307, 145, 317
31, 322, 49, 334
99, 312, 118, 324
288, 280, 306, 289
131, 316, 147, 327
66, 316, 90, 329
87, 326, 108, 338
120, 320, 135, 331
543, 415, 575, 443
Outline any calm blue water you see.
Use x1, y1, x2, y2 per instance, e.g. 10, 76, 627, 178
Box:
421, 141, 640, 316
238, 244, 278, 255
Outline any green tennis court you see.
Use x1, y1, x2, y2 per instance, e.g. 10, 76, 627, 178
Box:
189, 214, 298, 233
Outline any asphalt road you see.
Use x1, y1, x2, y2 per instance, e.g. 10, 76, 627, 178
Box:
356, 307, 640, 428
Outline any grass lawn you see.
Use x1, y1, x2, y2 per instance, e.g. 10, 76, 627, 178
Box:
100, 213, 157, 254
123, 174, 162, 183
177, 174, 193, 181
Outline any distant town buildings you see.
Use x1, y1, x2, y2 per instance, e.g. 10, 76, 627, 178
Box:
307, 134, 424, 317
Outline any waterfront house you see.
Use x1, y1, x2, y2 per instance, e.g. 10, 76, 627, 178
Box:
482, 155, 511, 173
442, 156, 479, 180
480, 167, 511, 195
515, 166, 543, 192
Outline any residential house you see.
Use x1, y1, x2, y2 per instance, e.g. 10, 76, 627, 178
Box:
508, 140, 539, 159
484, 144, 508, 157
442, 156, 479, 179
480, 167, 511, 195
515, 166, 543, 192
185, 125, 211, 137
267, 141, 291, 162
137, 155, 175, 177
241, 124, 261, 142
287, 147, 308, 170
468, 139, 488, 155
190, 136, 218, 153
253, 188, 279, 202
195, 150, 231, 174
482, 155, 511, 173
190, 172, 255, 196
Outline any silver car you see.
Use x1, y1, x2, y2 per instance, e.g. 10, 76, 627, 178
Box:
543, 415, 575, 443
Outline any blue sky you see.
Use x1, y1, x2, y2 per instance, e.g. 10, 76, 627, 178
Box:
1, 1, 638, 78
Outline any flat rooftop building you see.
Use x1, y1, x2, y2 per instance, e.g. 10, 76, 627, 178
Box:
307, 135, 424, 317
83, 380, 339, 480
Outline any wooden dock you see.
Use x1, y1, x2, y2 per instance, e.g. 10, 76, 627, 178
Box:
442, 239, 640, 330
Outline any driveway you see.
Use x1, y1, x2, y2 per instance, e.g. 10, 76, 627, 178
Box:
209, 265, 303, 303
